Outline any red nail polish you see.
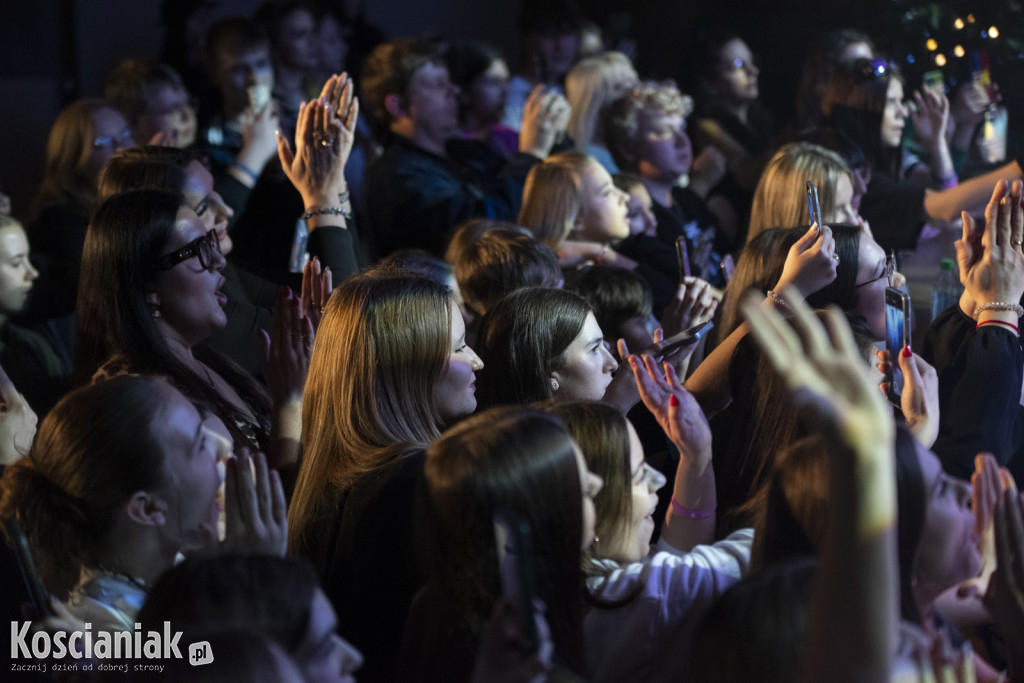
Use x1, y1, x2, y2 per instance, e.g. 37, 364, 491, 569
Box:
902, 345, 912, 358
669, 394, 680, 407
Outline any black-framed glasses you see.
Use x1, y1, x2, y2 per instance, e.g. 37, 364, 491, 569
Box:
855, 250, 896, 288
157, 229, 221, 271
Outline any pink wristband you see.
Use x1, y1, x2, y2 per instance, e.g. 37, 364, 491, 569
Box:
670, 496, 716, 520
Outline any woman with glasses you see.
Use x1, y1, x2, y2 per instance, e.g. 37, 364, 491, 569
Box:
75, 189, 308, 468
26, 99, 137, 339
549, 399, 751, 683
820, 57, 1024, 252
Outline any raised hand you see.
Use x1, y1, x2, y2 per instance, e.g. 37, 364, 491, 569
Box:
875, 347, 940, 448
222, 448, 288, 556
629, 353, 711, 464
519, 86, 571, 159
741, 286, 893, 463
984, 490, 1024, 678
236, 102, 280, 182
958, 180, 1024, 309
0, 364, 37, 465
317, 72, 360, 171
661, 276, 718, 339
277, 98, 348, 213
301, 256, 333, 330
909, 87, 951, 149
773, 224, 839, 300
259, 287, 314, 408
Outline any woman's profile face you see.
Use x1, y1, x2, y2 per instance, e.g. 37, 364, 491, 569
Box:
600, 422, 664, 563
0, 224, 38, 319
152, 385, 226, 551
881, 78, 907, 149
84, 107, 136, 184
317, 15, 348, 73
550, 312, 618, 401
148, 205, 228, 346
575, 162, 630, 242
625, 185, 658, 237
433, 299, 484, 422
715, 38, 759, 104
278, 8, 320, 70
294, 588, 364, 683
469, 59, 509, 122
851, 235, 887, 340
829, 173, 862, 227
911, 441, 982, 605
183, 160, 234, 255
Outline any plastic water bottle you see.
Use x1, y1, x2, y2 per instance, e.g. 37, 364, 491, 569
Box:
930, 258, 961, 320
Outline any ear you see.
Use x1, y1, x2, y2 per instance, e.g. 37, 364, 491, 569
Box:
384, 93, 408, 121
146, 291, 161, 307
548, 373, 561, 394
124, 491, 167, 527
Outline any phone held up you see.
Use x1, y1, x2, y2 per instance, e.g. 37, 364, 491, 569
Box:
806, 180, 822, 228
493, 509, 540, 655
885, 286, 911, 406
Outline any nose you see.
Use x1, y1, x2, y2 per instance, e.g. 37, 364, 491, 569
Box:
334, 635, 364, 675
616, 188, 629, 206
467, 345, 484, 371
211, 248, 227, 271
26, 260, 39, 281
600, 345, 617, 373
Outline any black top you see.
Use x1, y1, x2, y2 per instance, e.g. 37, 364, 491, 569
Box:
859, 170, 927, 253
364, 136, 539, 259
25, 200, 89, 321
0, 323, 68, 417
920, 305, 1024, 481
300, 449, 428, 683
650, 186, 727, 288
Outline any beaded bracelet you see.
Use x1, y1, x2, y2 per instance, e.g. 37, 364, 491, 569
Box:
594, 244, 609, 265
973, 301, 1024, 318
766, 290, 793, 313
977, 319, 1021, 334
303, 206, 352, 221
670, 496, 716, 520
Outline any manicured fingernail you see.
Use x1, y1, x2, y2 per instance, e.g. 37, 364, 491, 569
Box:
284, 286, 292, 298
628, 356, 638, 367
669, 395, 680, 407
902, 345, 912, 357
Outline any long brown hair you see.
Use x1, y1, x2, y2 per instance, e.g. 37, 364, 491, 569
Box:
288, 268, 452, 555
32, 99, 111, 217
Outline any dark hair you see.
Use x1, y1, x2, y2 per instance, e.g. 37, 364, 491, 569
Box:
571, 265, 652, 342
138, 554, 318, 652
74, 189, 270, 446
754, 425, 929, 625
687, 557, 818, 683
96, 146, 196, 203
794, 29, 875, 129
446, 40, 505, 122
205, 18, 269, 65
424, 405, 589, 677
444, 218, 525, 266
376, 248, 453, 286
476, 287, 591, 408
361, 38, 444, 135
453, 229, 561, 316
0, 376, 171, 598
32, 99, 112, 217
546, 401, 633, 570
519, 0, 585, 36
253, 0, 318, 51
821, 57, 903, 175
133, 628, 301, 683
105, 59, 187, 125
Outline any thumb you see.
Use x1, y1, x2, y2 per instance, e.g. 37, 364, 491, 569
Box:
898, 345, 921, 392
795, 223, 819, 251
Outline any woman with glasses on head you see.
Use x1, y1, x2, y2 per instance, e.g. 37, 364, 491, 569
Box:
820, 57, 1024, 253
549, 399, 751, 683
75, 189, 309, 469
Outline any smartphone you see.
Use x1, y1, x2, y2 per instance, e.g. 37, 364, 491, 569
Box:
675, 237, 691, 280
806, 180, 822, 228
885, 287, 911, 405
493, 509, 539, 655
655, 320, 714, 361
2, 517, 54, 619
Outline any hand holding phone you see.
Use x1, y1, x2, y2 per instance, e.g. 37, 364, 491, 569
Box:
675, 237, 691, 280
806, 180, 822, 228
493, 510, 539, 655
885, 287, 911, 405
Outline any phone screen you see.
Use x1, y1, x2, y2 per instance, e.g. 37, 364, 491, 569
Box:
806, 180, 822, 227
493, 511, 539, 655
885, 288, 911, 404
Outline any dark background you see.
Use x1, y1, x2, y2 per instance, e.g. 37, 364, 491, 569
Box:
0, 0, 1019, 217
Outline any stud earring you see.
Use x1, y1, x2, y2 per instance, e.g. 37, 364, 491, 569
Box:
550, 378, 559, 392
151, 308, 161, 320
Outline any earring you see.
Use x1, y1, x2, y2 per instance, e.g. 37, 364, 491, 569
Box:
151, 308, 161, 320
550, 378, 559, 392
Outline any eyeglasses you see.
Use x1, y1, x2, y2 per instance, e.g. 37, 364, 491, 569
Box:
157, 229, 221, 271
855, 250, 896, 288
92, 128, 135, 150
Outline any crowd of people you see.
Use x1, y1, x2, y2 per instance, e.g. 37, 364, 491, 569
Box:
1, 0, 1024, 681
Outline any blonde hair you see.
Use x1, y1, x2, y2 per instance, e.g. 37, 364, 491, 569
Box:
517, 151, 597, 248
288, 269, 452, 556
566, 52, 636, 151
604, 81, 693, 172
747, 142, 853, 243
33, 99, 111, 216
